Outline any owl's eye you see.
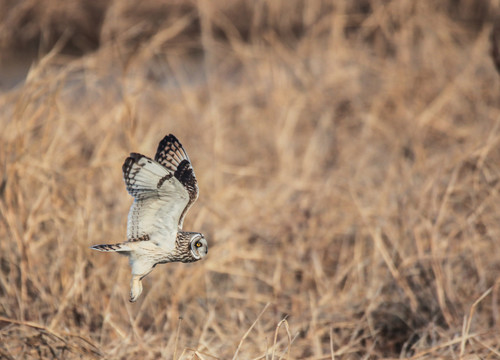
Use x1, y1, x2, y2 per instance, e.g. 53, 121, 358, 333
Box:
195, 242, 202, 248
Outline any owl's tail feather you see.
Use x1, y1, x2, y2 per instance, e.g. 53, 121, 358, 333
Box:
90, 243, 131, 252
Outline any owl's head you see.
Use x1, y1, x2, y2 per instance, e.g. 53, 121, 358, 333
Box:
189, 233, 208, 260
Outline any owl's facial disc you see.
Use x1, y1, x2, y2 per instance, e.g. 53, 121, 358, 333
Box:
190, 234, 208, 260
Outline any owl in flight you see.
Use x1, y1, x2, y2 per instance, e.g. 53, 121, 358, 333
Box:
91, 134, 208, 302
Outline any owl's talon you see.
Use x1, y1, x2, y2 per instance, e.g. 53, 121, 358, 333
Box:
130, 275, 143, 302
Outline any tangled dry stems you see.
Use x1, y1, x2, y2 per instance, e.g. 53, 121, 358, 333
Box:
1, 0, 500, 358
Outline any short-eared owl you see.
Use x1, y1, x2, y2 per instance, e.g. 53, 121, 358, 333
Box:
91, 134, 207, 302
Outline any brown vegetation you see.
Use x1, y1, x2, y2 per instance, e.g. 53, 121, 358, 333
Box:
1, 0, 500, 358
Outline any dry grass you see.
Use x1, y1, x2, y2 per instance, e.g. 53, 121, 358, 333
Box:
1, 0, 500, 358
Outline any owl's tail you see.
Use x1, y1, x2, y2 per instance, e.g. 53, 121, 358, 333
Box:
90, 243, 131, 252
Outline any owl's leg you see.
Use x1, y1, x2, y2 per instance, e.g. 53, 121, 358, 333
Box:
128, 251, 155, 302
129, 275, 143, 302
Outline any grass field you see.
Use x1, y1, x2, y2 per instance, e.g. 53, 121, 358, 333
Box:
1, 0, 500, 358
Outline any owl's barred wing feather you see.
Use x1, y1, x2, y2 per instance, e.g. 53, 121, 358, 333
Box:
155, 134, 190, 172
122, 153, 189, 246
154, 134, 199, 229
122, 153, 171, 199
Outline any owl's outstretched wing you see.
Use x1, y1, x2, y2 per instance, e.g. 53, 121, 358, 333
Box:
122, 153, 189, 249
154, 134, 199, 229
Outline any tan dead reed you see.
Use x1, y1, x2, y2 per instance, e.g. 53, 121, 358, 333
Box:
1, 0, 500, 358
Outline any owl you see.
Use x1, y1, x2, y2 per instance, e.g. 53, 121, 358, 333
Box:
91, 134, 208, 302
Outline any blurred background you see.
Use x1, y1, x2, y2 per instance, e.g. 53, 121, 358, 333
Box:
1, 0, 500, 358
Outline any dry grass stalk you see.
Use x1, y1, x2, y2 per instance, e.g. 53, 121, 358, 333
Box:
1, 0, 500, 359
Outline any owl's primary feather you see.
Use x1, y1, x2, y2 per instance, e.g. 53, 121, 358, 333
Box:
154, 134, 199, 229
91, 134, 207, 302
